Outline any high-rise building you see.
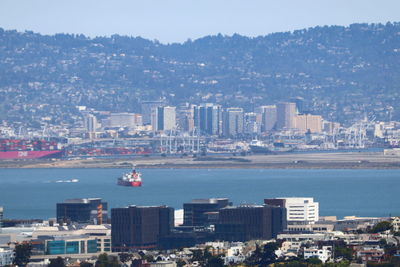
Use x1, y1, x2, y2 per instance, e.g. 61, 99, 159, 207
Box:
153, 106, 176, 132
141, 100, 165, 125
56, 198, 108, 224
183, 198, 231, 227
276, 102, 297, 130
193, 104, 222, 136
255, 105, 277, 132
294, 114, 323, 133
290, 97, 305, 114
264, 197, 319, 224
111, 205, 174, 251
84, 114, 99, 133
223, 108, 244, 137
244, 113, 261, 135
215, 205, 287, 241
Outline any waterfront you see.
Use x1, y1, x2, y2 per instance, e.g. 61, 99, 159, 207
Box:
0, 168, 399, 219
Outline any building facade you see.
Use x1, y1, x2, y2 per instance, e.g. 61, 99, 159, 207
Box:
56, 198, 108, 224
141, 100, 165, 125
276, 102, 296, 130
294, 114, 323, 133
223, 108, 244, 137
264, 197, 319, 224
255, 105, 277, 132
111, 205, 174, 251
215, 205, 287, 242
183, 198, 231, 227
193, 104, 222, 136
153, 106, 176, 132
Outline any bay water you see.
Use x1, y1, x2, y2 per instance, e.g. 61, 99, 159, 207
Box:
0, 168, 399, 219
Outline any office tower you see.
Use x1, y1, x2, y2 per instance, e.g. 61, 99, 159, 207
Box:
215, 205, 287, 241
104, 113, 142, 129
153, 106, 176, 131
222, 108, 244, 137
290, 97, 305, 114
255, 105, 277, 132
244, 113, 260, 135
84, 114, 99, 133
264, 197, 319, 224
193, 104, 222, 136
294, 114, 323, 133
276, 102, 297, 130
141, 100, 165, 125
183, 198, 231, 227
111, 205, 174, 251
56, 198, 108, 224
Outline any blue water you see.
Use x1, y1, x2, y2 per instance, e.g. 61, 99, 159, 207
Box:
0, 168, 399, 219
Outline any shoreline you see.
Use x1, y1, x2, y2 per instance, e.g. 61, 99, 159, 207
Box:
1, 152, 400, 169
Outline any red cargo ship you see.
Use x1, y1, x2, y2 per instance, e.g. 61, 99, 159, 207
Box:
117, 167, 142, 187
0, 139, 64, 159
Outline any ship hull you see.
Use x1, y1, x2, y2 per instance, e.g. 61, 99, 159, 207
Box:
0, 150, 64, 159
117, 179, 142, 187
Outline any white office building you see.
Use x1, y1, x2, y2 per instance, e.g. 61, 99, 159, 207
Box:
264, 197, 319, 224
0, 248, 14, 266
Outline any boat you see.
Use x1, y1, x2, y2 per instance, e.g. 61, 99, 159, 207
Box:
249, 140, 294, 154
0, 139, 64, 159
117, 166, 142, 187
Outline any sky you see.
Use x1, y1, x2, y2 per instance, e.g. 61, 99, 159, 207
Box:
1, 0, 400, 44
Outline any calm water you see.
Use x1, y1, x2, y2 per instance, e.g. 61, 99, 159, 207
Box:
0, 168, 399, 219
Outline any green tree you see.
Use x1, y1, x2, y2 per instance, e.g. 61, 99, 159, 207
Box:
118, 252, 132, 263
205, 256, 224, 267
13, 242, 32, 267
95, 253, 120, 267
80, 261, 94, 267
370, 221, 392, 233
260, 242, 279, 265
334, 246, 353, 261
48, 257, 65, 267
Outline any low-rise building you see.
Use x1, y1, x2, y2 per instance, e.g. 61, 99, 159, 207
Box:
303, 246, 332, 263
0, 247, 14, 266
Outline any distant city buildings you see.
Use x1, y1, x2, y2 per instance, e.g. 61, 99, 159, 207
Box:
193, 104, 222, 136
56, 198, 108, 225
153, 106, 177, 132
141, 100, 166, 125
255, 105, 277, 132
103, 112, 143, 129
276, 102, 297, 130
223, 108, 244, 137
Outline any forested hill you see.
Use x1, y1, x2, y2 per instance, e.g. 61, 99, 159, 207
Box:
0, 22, 400, 126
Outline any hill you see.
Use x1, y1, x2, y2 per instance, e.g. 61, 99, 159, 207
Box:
0, 22, 399, 128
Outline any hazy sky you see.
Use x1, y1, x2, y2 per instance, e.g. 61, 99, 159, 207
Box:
1, 0, 399, 43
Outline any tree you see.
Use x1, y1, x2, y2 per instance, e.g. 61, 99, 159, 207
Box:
334, 246, 353, 261
118, 252, 132, 263
260, 242, 279, 265
48, 257, 65, 267
205, 256, 224, 267
13, 242, 32, 267
80, 262, 94, 267
370, 221, 392, 233
95, 253, 120, 267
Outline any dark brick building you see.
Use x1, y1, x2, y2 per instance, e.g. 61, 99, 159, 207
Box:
111, 205, 174, 251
